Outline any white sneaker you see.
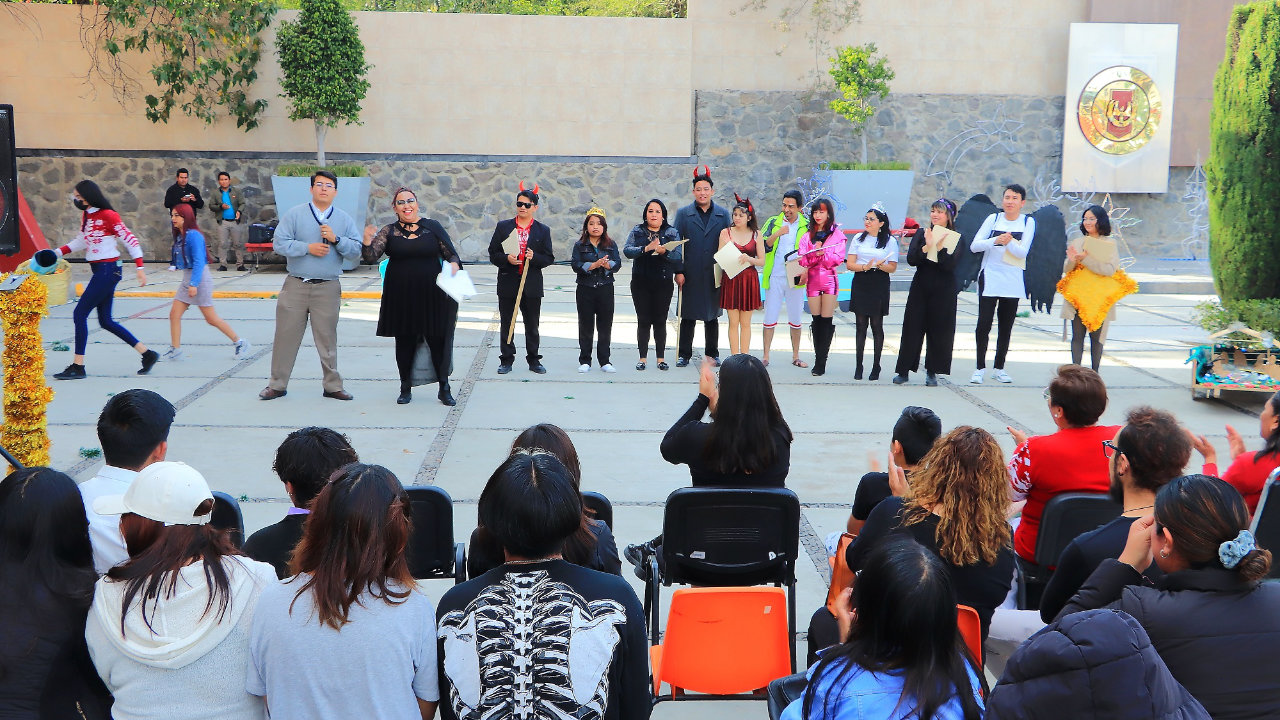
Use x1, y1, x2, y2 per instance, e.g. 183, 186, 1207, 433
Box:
601, 364, 616, 373
162, 347, 183, 361
994, 369, 1013, 383
233, 338, 252, 360
969, 369, 984, 384
578, 364, 591, 373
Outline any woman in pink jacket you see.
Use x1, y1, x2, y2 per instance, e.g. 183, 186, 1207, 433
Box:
798, 198, 847, 376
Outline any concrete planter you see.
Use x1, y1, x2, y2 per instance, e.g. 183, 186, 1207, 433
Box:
270, 174, 372, 270
824, 169, 915, 230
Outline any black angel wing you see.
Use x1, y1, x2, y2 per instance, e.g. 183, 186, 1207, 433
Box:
1023, 204, 1068, 314
952, 194, 997, 294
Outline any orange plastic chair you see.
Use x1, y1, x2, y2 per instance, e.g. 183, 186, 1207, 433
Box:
651, 587, 792, 700
825, 532, 857, 615
956, 604, 983, 668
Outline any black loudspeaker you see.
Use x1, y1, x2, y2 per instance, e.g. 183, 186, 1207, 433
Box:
0, 105, 17, 256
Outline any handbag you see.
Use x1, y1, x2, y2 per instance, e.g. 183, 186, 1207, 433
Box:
784, 249, 805, 289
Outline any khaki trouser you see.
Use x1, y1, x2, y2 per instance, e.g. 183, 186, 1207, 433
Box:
269, 276, 343, 393
215, 220, 245, 265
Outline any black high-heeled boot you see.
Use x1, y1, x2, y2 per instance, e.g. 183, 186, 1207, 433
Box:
397, 384, 412, 404
438, 380, 456, 406
811, 317, 831, 376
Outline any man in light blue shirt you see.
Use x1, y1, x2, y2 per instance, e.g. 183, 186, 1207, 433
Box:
208, 171, 246, 271
259, 170, 362, 401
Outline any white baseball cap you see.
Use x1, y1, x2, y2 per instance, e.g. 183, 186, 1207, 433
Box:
93, 461, 214, 526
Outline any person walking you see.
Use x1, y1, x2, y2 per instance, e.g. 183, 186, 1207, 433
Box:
163, 203, 251, 362
259, 170, 362, 401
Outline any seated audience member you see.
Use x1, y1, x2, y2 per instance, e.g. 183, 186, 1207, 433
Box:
1200, 389, 1279, 514
243, 427, 358, 578
985, 609, 1209, 720
783, 536, 984, 720
1038, 407, 1191, 621
1007, 365, 1117, 567
468, 423, 621, 577
80, 389, 176, 573
0, 468, 112, 719
848, 406, 942, 535
249, 463, 439, 719
1060, 474, 1280, 718
437, 451, 649, 720
625, 354, 793, 578
86, 461, 276, 720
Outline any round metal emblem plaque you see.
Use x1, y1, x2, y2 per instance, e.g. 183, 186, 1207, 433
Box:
1077, 65, 1162, 155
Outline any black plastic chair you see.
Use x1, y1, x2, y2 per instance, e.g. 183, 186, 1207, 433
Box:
644, 486, 801, 672
1249, 468, 1280, 579
1017, 492, 1121, 609
405, 486, 466, 584
767, 672, 807, 720
582, 490, 613, 530
211, 491, 245, 548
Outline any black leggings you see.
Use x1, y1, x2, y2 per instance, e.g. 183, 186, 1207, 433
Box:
975, 295, 1019, 370
855, 313, 884, 368
1070, 316, 1105, 370
394, 333, 448, 388
632, 280, 673, 359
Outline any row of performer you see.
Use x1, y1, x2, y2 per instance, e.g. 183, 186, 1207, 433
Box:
42, 167, 1124, 405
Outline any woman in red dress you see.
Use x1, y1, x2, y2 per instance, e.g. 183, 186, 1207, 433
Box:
718, 194, 765, 356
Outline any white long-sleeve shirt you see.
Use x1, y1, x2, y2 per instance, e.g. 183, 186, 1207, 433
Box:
970, 212, 1034, 298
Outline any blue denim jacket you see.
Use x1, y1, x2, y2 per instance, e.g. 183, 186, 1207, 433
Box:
781, 657, 982, 720
170, 230, 207, 286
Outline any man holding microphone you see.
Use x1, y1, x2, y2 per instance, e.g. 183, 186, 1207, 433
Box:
259, 170, 362, 401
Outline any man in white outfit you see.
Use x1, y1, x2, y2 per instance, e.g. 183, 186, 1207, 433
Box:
760, 190, 810, 368
969, 184, 1034, 384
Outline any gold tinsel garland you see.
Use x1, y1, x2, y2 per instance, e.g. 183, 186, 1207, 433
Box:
0, 272, 53, 472
1056, 266, 1140, 332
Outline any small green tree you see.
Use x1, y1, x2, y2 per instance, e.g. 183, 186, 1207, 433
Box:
275, 0, 371, 167
1207, 2, 1280, 302
828, 43, 894, 166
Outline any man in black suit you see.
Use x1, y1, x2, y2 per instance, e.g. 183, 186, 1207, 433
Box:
489, 186, 555, 374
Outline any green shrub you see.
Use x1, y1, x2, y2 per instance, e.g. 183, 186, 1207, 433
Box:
1194, 298, 1280, 337
274, 164, 368, 178
1207, 3, 1280, 302
826, 161, 911, 171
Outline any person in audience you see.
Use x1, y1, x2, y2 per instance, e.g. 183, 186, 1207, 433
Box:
86, 461, 276, 720
468, 423, 621, 577
249, 463, 439, 719
572, 207, 621, 373
624, 353, 793, 578
623, 198, 683, 371
1037, 407, 1191, 621
985, 609, 1210, 720
1060, 474, 1280, 718
437, 451, 649, 720
80, 388, 176, 574
1211, 389, 1280, 514
243, 427, 359, 579
0, 468, 112, 719
782, 536, 984, 720
843, 427, 1013, 644
1007, 365, 1117, 570
848, 406, 943, 535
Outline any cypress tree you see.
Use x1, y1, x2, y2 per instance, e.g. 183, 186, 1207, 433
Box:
1207, 1, 1280, 302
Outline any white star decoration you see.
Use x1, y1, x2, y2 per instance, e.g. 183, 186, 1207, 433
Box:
1099, 193, 1139, 269
972, 105, 1025, 155
924, 103, 1026, 186
1180, 162, 1209, 260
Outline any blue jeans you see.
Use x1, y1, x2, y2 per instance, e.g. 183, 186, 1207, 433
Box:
74, 262, 139, 355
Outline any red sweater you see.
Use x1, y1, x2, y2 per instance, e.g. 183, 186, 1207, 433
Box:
1222, 450, 1280, 515
1008, 425, 1120, 562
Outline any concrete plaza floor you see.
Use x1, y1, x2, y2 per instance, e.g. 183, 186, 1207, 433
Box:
22, 257, 1267, 716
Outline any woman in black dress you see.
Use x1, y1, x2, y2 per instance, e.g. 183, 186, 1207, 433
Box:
362, 187, 462, 406
844, 207, 897, 380
893, 198, 959, 387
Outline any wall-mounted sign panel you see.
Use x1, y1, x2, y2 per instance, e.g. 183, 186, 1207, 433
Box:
1062, 23, 1178, 193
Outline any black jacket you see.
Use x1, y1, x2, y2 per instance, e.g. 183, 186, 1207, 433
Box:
488, 219, 554, 298
570, 239, 621, 287
623, 224, 683, 283
163, 182, 204, 212
243, 513, 308, 579
986, 608, 1210, 720
1060, 559, 1280, 719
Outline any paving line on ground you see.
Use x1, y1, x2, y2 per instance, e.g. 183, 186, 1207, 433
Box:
62, 345, 275, 479
411, 311, 500, 486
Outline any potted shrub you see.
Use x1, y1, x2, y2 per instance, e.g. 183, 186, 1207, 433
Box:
824, 43, 914, 229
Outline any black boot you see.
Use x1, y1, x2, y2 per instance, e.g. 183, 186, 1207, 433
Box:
812, 317, 832, 376
397, 384, 412, 404
438, 380, 456, 407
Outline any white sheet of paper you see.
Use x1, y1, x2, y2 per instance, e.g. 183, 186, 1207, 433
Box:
926, 228, 961, 263
657, 239, 688, 254
1081, 236, 1118, 266
500, 231, 520, 257
436, 264, 477, 303
714, 241, 749, 280
1002, 238, 1027, 270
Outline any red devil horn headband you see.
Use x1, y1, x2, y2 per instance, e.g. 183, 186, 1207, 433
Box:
518, 181, 540, 194
693, 165, 710, 179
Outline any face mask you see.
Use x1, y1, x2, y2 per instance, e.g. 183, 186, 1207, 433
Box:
73, 199, 89, 211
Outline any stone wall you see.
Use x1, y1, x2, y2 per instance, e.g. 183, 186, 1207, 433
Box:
17, 90, 1205, 263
